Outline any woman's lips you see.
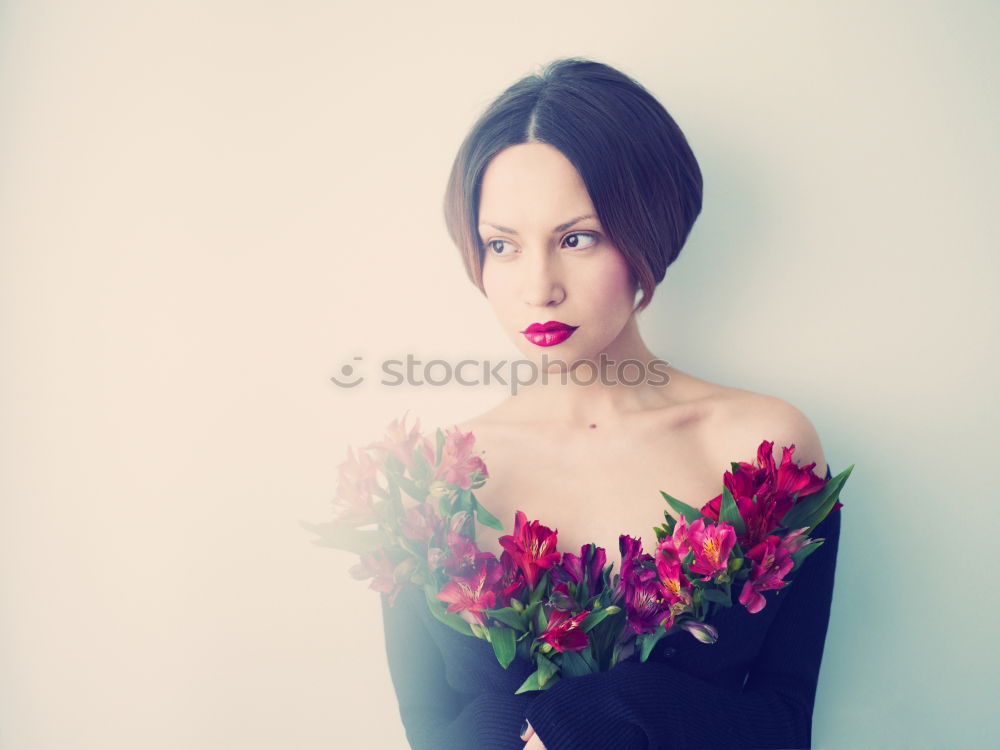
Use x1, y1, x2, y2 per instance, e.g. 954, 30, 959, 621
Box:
520, 321, 579, 347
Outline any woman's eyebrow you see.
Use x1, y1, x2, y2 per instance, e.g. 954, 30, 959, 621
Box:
479, 214, 596, 236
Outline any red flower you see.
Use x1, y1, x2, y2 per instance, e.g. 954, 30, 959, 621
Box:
700, 441, 830, 549
538, 609, 591, 652
436, 557, 503, 626
737, 529, 811, 614
498, 510, 561, 589
496, 550, 527, 608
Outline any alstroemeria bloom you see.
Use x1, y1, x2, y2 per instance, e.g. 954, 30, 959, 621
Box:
443, 531, 494, 578
624, 577, 676, 634
547, 581, 579, 612
399, 501, 442, 543
437, 557, 503, 626
432, 426, 489, 490
331, 446, 380, 527
687, 519, 737, 582
538, 609, 591, 652
737, 529, 812, 614
553, 543, 609, 597
655, 551, 692, 603
496, 549, 526, 608
613, 535, 656, 604
498, 510, 561, 589
365, 412, 423, 472
700, 441, 834, 549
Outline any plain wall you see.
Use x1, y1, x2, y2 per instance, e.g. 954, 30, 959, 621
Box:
1, 1, 997, 748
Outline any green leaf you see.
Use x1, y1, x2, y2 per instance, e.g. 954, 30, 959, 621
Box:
780, 465, 853, 534
536, 653, 559, 687
489, 625, 517, 669
701, 587, 732, 606
580, 607, 617, 633
660, 490, 702, 524
299, 520, 385, 555
435, 427, 445, 465
483, 606, 527, 631
422, 584, 473, 637
637, 629, 669, 662
473, 496, 504, 531
790, 538, 825, 571
719, 486, 745, 537
515, 669, 541, 694
396, 474, 428, 502
559, 650, 592, 678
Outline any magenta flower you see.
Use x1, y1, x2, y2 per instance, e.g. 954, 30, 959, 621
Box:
613, 535, 657, 604
442, 531, 494, 579
624, 577, 675, 634
538, 609, 591, 653
547, 581, 579, 612
699, 440, 835, 549
437, 557, 503, 626
737, 529, 812, 614
498, 510, 561, 589
495, 550, 527, 608
553, 543, 608, 597
687, 519, 737, 583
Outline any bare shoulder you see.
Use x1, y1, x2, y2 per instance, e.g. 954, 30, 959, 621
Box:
703, 386, 828, 477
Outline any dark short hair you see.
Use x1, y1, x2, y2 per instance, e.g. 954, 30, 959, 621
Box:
443, 57, 703, 313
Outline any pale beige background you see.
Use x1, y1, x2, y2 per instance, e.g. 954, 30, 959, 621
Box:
2, 2, 997, 748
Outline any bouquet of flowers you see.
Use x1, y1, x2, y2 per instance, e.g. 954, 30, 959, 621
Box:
302, 412, 851, 694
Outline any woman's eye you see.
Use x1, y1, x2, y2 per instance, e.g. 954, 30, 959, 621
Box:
485, 239, 514, 256
563, 232, 598, 250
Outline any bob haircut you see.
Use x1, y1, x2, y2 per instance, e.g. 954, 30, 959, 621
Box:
443, 57, 703, 314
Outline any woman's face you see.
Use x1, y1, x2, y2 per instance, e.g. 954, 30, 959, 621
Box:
478, 142, 637, 368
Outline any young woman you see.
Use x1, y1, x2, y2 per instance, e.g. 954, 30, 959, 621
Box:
380, 57, 841, 750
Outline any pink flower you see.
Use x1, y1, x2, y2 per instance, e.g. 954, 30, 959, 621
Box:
498, 510, 561, 590
538, 609, 591, 652
365, 412, 423, 472
553, 543, 608, 597
737, 529, 810, 614
655, 550, 692, 604
699, 440, 833, 549
436, 557, 503, 626
442, 531, 494, 579
399, 501, 442, 543
687, 519, 737, 583
432, 426, 490, 490
331, 446, 380, 527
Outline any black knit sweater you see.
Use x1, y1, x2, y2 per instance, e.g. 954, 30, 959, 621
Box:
380, 465, 840, 749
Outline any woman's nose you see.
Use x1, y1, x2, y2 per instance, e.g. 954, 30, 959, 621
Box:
520, 251, 564, 307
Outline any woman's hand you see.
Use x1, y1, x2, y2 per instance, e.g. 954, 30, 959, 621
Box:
520, 719, 548, 749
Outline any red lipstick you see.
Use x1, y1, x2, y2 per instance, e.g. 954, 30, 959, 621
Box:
520, 320, 579, 347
